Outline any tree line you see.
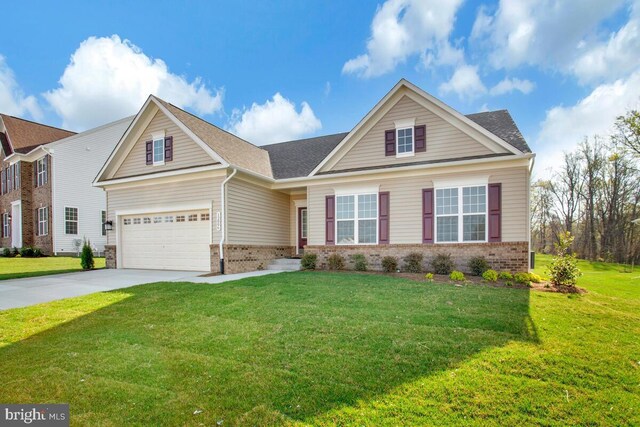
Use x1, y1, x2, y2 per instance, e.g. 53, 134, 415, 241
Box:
531, 110, 640, 264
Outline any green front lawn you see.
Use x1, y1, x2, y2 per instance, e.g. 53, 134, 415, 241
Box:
0, 255, 638, 425
0, 256, 105, 280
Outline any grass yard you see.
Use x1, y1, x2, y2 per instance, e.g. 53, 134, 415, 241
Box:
0, 256, 105, 280
0, 254, 638, 426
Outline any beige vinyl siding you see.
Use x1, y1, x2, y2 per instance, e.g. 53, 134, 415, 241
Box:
226, 177, 290, 245
308, 166, 528, 245
106, 176, 223, 245
489, 167, 528, 242
113, 111, 215, 179
329, 95, 507, 172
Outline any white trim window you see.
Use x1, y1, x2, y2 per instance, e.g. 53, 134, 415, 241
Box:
435, 185, 487, 243
301, 208, 308, 239
65, 207, 78, 235
101, 210, 107, 236
153, 138, 165, 165
336, 193, 378, 244
38, 207, 49, 236
2, 213, 10, 238
396, 127, 414, 156
37, 157, 48, 187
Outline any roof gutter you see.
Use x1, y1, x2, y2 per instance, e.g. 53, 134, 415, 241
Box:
219, 168, 237, 274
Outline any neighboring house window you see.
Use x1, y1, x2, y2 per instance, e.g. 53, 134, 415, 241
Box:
435, 185, 487, 243
37, 157, 48, 187
336, 193, 378, 244
13, 162, 20, 190
101, 210, 107, 236
7, 164, 13, 192
2, 213, 9, 238
38, 207, 49, 236
396, 127, 414, 156
153, 138, 165, 165
65, 207, 78, 235
1, 168, 5, 195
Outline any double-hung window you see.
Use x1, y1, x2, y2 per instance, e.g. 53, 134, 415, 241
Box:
38, 207, 49, 236
65, 207, 78, 235
436, 185, 487, 243
37, 157, 47, 187
396, 127, 414, 156
2, 213, 9, 238
336, 193, 378, 244
153, 138, 165, 165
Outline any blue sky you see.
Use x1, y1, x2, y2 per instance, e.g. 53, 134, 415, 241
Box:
2, 0, 639, 176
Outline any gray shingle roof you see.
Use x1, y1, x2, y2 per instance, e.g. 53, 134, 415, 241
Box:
466, 110, 531, 153
262, 132, 348, 179
262, 110, 530, 179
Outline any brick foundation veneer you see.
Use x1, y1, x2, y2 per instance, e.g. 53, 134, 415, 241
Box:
105, 245, 117, 269
306, 242, 530, 273
211, 244, 295, 274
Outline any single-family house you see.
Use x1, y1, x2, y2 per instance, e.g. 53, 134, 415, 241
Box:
95, 79, 534, 274
1, 115, 132, 254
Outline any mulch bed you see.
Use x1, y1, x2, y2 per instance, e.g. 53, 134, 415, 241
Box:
309, 270, 587, 294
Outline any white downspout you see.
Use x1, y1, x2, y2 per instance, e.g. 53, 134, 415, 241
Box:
219, 168, 237, 274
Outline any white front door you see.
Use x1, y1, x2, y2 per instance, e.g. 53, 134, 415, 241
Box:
120, 210, 210, 271
11, 202, 21, 248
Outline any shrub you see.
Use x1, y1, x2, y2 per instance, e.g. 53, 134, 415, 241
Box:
1, 248, 10, 257
327, 253, 345, 270
403, 252, 424, 273
381, 256, 398, 273
300, 253, 317, 270
450, 270, 465, 281
80, 239, 95, 270
19, 246, 35, 258
32, 247, 43, 258
352, 254, 367, 271
514, 272, 531, 285
12, 247, 19, 257
425, 272, 434, 282
468, 256, 490, 276
431, 252, 454, 275
482, 269, 498, 282
505, 281, 513, 287
547, 232, 582, 286
498, 271, 513, 281
528, 272, 542, 283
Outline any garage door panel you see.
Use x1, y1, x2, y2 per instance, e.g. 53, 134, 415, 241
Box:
121, 210, 210, 271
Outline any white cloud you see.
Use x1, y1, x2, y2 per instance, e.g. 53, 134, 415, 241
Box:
227, 93, 322, 145
439, 65, 487, 100
0, 55, 42, 120
343, 0, 464, 78
535, 71, 640, 174
570, 3, 640, 84
44, 35, 223, 130
471, 0, 627, 73
490, 77, 535, 96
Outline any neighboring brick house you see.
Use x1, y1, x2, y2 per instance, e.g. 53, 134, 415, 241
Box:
0, 114, 75, 253
0, 114, 132, 255
95, 79, 534, 274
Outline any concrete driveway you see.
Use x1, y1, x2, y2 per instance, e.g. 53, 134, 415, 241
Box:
0, 269, 205, 311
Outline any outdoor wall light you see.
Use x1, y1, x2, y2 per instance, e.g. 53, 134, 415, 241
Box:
104, 220, 114, 232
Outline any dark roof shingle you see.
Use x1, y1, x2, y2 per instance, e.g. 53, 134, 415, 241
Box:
0, 114, 76, 154
465, 110, 531, 153
262, 132, 348, 179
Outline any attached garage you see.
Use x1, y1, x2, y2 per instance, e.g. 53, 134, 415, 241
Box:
120, 210, 211, 271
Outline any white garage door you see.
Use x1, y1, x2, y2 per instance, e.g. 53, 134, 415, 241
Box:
120, 210, 210, 271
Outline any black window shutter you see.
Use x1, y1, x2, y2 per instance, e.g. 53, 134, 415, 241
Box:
414, 125, 426, 152
145, 141, 153, 165
385, 130, 396, 156
34, 209, 39, 236
164, 136, 173, 162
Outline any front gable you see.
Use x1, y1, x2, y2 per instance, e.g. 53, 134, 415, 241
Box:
315, 80, 520, 175
112, 110, 217, 179
96, 97, 226, 183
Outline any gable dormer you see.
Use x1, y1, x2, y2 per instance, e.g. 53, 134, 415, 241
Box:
314, 80, 523, 175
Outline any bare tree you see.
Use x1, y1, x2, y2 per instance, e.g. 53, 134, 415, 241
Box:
614, 110, 640, 157
550, 151, 583, 237
578, 138, 604, 260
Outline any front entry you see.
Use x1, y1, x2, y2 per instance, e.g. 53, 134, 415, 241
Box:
11, 201, 22, 248
298, 207, 308, 254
